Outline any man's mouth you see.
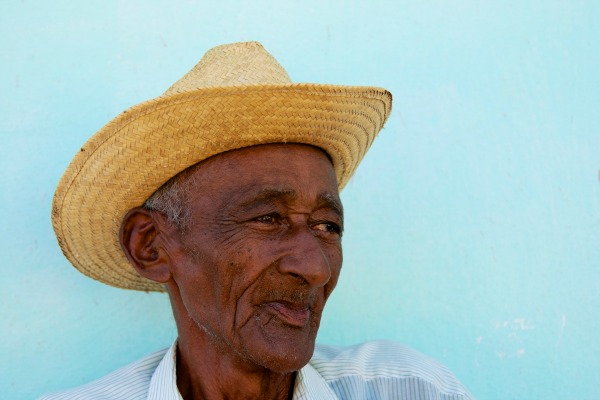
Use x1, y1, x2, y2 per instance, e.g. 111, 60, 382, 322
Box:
265, 301, 310, 327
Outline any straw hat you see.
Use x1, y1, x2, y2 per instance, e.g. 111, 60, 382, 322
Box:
52, 41, 392, 292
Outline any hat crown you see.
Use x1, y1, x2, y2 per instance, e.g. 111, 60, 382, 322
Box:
164, 41, 292, 95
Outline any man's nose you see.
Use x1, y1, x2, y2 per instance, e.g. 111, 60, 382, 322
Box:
276, 226, 332, 287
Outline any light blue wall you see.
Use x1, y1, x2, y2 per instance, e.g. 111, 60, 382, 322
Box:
1, 1, 598, 399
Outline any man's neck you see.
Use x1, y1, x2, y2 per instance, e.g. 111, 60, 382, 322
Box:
175, 325, 296, 400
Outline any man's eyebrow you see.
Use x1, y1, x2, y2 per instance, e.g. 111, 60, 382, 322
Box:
237, 188, 342, 218
240, 188, 297, 211
317, 192, 344, 220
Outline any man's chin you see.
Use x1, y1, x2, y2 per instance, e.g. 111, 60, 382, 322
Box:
250, 340, 316, 373
238, 327, 318, 373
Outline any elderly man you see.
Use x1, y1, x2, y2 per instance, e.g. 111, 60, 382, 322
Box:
44, 42, 474, 399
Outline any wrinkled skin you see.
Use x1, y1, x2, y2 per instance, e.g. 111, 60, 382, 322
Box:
120, 144, 343, 400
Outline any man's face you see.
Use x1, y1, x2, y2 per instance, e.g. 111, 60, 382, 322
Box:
166, 144, 343, 373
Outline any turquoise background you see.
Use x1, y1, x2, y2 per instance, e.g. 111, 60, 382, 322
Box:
1, 1, 599, 399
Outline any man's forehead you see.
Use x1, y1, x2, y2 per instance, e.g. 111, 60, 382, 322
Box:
181, 143, 341, 209
185, 143, 335, 184
198, 142, 333, 168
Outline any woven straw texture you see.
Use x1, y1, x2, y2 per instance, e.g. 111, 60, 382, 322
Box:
52, 41, 392, 292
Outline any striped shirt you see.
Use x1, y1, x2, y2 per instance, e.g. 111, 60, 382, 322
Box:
40, 340, 474, 399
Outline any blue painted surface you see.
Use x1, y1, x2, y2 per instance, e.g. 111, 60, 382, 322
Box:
1, 1, 599, 399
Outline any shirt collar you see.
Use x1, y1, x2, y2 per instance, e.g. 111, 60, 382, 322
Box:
147, 341, 338, 400
147, 341, 181, 400
293, 362, 339, 400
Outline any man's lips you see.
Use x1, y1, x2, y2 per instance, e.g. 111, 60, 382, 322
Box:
266, 302, 310, 327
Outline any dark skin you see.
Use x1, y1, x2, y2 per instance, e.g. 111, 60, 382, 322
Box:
120, 144, 344, 400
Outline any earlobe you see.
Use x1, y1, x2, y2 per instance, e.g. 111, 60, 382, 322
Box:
119, 207, 172, 283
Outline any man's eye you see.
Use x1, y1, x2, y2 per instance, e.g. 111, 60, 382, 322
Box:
312, 222, 342, 235
254, 213, 281, 224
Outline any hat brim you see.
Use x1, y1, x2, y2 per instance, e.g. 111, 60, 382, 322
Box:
52, 83, 392, 292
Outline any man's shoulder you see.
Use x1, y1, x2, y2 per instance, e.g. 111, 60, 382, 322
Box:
38, 347, 168, 400
311, 340, 474, 399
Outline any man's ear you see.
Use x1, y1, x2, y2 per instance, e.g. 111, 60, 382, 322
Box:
119, 207, 172, 283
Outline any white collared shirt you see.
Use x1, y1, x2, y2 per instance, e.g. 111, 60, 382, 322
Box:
40, 341, 474, 399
